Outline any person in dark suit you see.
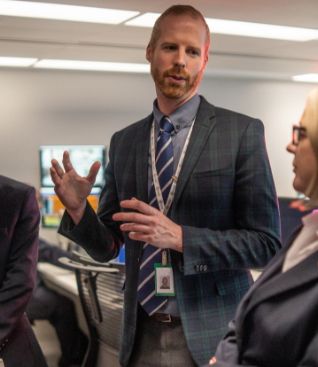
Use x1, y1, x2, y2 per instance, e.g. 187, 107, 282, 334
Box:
0, 175, 47, 367
49, 5, 281, 367
207, 87, 318, 367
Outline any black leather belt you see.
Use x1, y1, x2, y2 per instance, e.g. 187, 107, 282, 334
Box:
150, 313, 181, 323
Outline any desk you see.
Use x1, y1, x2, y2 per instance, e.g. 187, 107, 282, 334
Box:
37, 263, 89, 335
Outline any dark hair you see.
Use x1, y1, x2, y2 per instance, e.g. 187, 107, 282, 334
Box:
148, 5, 210, 52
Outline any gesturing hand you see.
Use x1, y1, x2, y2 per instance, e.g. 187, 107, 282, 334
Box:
112, 198, 183, 252
50, 151, 101, 224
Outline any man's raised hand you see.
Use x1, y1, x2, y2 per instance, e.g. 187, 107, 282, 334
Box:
50, 151, 101, 224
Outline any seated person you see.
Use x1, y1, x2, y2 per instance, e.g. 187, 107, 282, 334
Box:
0, 176, 47, 367
206, 87, 318, 367
26, 190, 87, 367
26, 238, 88, 367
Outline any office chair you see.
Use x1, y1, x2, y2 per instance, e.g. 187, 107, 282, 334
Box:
59, 253, 125, 367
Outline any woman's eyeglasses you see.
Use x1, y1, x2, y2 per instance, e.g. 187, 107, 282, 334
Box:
292, 125, 307, 146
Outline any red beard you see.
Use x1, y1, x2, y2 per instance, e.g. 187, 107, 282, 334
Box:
151, 65, 203, 99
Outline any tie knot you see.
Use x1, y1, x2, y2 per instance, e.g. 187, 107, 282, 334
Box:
160, 117, 174, 134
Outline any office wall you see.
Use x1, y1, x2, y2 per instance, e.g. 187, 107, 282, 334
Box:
0, 68, 313, 240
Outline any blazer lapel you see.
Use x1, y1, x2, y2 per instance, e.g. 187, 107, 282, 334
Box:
171, 97, 216, 212
135, 114, 153, 203
235, 228, 301, 334
243, 227, 318, 315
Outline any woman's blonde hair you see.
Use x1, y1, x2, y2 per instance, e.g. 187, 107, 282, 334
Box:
303, 87, 318, 206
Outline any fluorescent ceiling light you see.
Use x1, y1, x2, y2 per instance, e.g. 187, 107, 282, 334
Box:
34, 59, 150, 73
0, 56, 37, 67
0, 0, 139, 24
125, 12, 318, 42
205, 19, 318, 41
125, 12, 160, 27
292, 74, 318, 82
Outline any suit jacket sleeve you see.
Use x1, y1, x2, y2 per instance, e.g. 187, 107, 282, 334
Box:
201, 331, 318, 367
181, 118, 281, 275
214, 319, 239, 363
0, 186, 40, 345
58, 132, 124, 262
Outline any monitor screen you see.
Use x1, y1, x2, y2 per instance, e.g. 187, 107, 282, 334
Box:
40, 186, 101, 228
40, 144, 106, 188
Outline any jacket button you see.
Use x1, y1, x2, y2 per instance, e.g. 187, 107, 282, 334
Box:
195, 265, 200, 272
199, 265, 203, 272
203, 265, 208, 271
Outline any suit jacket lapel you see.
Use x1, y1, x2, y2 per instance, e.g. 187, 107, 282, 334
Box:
171, 97, 216, 212
235, 228, 301, 335
135, 114, 153, 204
243, 226, 318, 315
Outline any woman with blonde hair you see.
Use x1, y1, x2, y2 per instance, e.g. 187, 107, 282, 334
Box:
206, 87, 318, 367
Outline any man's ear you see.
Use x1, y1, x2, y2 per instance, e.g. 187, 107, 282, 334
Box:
146, 44, 152, 63
203, 48, 209, 69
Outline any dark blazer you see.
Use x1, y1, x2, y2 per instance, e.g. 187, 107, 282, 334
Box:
211, 227, 318, 367
0, 175, 47, 367
60, 97, 281, 366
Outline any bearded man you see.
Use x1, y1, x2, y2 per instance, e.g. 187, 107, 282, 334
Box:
50, 5, 281, 367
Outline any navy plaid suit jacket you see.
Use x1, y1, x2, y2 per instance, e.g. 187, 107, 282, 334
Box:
59, 97, 281, 366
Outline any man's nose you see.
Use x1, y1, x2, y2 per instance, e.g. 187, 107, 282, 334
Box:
174, 50, 186, 68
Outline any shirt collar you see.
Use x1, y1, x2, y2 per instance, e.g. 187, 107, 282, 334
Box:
302, 210, 318, 234
153, 94, 200, 133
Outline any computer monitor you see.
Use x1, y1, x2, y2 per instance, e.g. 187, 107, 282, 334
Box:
40, 186, 101, 228
39, 144, 106, 188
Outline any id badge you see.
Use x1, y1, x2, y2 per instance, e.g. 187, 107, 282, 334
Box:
154, 263, 175, 296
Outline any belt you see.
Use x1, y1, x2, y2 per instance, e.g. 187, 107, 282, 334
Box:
150, 313, 181, 323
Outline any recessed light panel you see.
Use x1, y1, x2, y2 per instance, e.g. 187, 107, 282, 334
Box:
205, 18, 318, 41
125, 12, 318, 42
125, 12, 160, 27
0, 0, 139, 24
0, 56, 38, 67
292, 74, 318, 82
34, 59, 150, 73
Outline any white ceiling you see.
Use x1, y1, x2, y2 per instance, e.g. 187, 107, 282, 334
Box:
1, 0, 318, 80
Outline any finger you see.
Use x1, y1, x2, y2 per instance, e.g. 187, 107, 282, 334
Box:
209, 357, 217, 365
86, 161, 101, 185
120, 223, 151, 233
62, 151, 75, 173
113, 211, 152, 224
50, 167, 61, 185
120, 199, 154, 215
51, 159, 65, 179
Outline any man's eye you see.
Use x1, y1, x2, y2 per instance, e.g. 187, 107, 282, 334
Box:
188, 49, 199, 56
164, 45, 176, 50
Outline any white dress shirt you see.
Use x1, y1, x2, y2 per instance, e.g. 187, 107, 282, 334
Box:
282, 210, 318, 272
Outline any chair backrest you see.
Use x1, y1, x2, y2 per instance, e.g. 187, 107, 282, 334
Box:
61, 254, 125, 367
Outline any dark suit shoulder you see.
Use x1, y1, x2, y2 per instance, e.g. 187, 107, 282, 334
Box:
0, 175, 32, 191
0, 175, 38, 230
0, 175, 35, 206
199, 95, 263, 127
113, 113, 153, 139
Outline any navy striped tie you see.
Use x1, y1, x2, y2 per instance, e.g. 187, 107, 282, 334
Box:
137, 116, 174, 315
